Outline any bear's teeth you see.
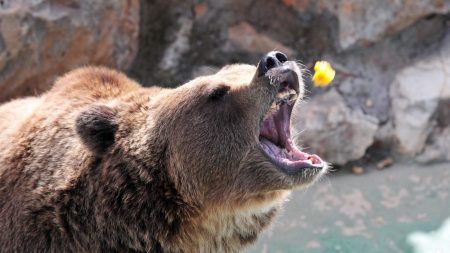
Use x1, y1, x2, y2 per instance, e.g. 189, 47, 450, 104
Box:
276, 91, 290, 100
276, 89, 297, 105
270, 101, 279, 110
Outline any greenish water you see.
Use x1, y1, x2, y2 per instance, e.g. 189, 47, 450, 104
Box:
246, 163, 450, 253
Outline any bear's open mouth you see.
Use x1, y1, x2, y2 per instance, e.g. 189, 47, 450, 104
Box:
259, 79, 324, 173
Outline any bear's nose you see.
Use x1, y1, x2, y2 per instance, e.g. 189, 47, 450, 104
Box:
257, 51, 288, 76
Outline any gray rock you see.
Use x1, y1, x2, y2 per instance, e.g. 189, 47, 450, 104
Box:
323, 0, 450, 49
417, 127, 450, 164
390, 35, 450, 156
278, 0, 450, 49
0, 0, 139, 102
293, 89, 379, 165
226, 22, 294, 56
334, 14, 449, 123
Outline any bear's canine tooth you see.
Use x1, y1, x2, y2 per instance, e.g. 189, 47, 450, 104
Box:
275, 89, 298, 105
276, 91, 290, 100
270, 101, 279, 110
286, 93, 298, 105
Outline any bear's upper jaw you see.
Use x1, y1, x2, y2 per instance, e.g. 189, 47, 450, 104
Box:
259, 73, 325, 175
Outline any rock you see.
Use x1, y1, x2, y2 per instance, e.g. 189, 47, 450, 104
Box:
293, 89, 379, 165
128, 0, 193, 87
365, 99, 373, 108
280, 0, 450, 49
0, 0, 139, 102
417, 89, 450, 164
376, 157, 394, 170
417, 127, 450, 164
351, 166, 365, 175
390, 35, 450, 156
159, 16, 193, 72
227, 22, 294, 56
334, 14, 449, 123
322, 0, 450, 49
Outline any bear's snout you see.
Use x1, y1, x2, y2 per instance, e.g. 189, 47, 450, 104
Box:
255, 51, 300, 96
257, 51, 288, 76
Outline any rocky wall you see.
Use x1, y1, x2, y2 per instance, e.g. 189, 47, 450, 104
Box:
0, 0, 139, 101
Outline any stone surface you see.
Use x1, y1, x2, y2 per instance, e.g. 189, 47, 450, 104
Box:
334, 14, 449, 123
278, 0, 450, 49
390, 35, 450, 155
417, 127, 450, 164
0, 0, 139, 101
320, 0, 450, 49
227, 22, 294, 56
293, 89, 378, 165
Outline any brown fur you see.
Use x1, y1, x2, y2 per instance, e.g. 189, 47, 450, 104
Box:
0, 64, 325, 252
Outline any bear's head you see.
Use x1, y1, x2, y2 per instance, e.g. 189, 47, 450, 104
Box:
76, 51, 328, 218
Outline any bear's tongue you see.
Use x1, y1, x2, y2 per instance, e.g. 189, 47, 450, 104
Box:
259, 102, 323, 169
260, 103, 291, 148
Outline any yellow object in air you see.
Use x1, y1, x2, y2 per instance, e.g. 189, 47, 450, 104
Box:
312, 61, 335, 87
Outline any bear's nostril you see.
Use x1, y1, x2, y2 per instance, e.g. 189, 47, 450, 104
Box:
266, 57, 276, 70
275, 52, 288, 63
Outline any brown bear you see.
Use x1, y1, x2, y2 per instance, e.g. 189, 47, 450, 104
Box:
0, 51, 328, 253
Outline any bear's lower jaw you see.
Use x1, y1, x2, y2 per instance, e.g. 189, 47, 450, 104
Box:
259, 89, 325, 177
260, 137, 324, 171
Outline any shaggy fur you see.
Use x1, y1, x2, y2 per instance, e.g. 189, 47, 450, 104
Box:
0, 62, 326, 252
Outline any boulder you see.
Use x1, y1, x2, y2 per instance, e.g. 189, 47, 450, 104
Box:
390, 35, 450, 156
326, 0, 450, 49
293, 89, 379, 165
0, 0, 139, 102
281, 0, 450, 49
227, 22, 294, 56
417, 127, 450, 164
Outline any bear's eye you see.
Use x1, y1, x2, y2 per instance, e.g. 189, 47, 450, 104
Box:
208, 85, 230, 101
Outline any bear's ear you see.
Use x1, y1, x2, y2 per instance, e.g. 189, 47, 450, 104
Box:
208, 84, 230, 101
75, 105, 118, 155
